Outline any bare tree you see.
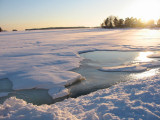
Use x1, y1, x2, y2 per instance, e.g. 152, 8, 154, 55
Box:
104, 18, 109, 28
104, 16, 115, 28
113, 17, 119, 27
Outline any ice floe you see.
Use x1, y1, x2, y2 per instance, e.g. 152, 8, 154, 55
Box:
100, 61, 160, 72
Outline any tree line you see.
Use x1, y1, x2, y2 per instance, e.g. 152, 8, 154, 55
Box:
0, 27, 17, 32
101, 16, 160, 28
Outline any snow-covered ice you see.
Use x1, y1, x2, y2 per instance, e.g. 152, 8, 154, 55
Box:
0, 28, 160, 119
100, 61, 160, 72
148, 52, 160, 58
48, 86, 69, 99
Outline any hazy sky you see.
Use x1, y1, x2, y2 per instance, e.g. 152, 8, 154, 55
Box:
0, 0, 160, 31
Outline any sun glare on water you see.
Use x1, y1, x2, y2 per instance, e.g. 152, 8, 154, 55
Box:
135, 52, 154, 62
131, 52, 159, 79
130, 0, 159, 22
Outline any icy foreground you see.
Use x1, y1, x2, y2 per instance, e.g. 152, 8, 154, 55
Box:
1, 74, 160, 120
0, 28, 160, 119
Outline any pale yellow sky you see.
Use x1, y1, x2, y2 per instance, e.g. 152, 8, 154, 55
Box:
1, 0, 160, 31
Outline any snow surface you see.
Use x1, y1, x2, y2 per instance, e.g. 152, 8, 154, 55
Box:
0, 28, 160, 119
148, 52, 160, 58
0, 73, 160, 119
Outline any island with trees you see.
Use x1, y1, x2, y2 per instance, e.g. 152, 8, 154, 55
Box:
101, 16, 160, 28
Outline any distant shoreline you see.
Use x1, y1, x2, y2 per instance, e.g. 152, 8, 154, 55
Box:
25, 27, 90, 31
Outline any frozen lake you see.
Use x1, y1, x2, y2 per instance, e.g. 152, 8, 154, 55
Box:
70, 51, 160, 97
1, 29, 160, 119
1, 51, 160, 104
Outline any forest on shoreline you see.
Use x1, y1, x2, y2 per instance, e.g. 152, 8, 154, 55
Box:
101, 16, 160, 28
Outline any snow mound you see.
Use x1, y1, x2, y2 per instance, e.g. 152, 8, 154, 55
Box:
100, 61, 160, 72
0, 97, 78, 120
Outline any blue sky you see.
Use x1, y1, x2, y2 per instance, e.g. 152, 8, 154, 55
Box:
0, 0, 159, 31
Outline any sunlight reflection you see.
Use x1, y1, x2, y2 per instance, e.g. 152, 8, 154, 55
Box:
130, 68, 159, 79
134, 52, 154, 62
131, 51, 159, 79
131, 30, 160, 46
135, 30, 160, 39
146, 30, 160, 37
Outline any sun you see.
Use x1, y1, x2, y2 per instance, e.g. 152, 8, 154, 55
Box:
129, 0, 159, 22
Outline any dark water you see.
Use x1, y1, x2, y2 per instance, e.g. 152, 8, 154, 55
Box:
69, 51, 160, 97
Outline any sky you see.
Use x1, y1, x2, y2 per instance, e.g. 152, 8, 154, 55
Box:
0, 0, 160, 31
